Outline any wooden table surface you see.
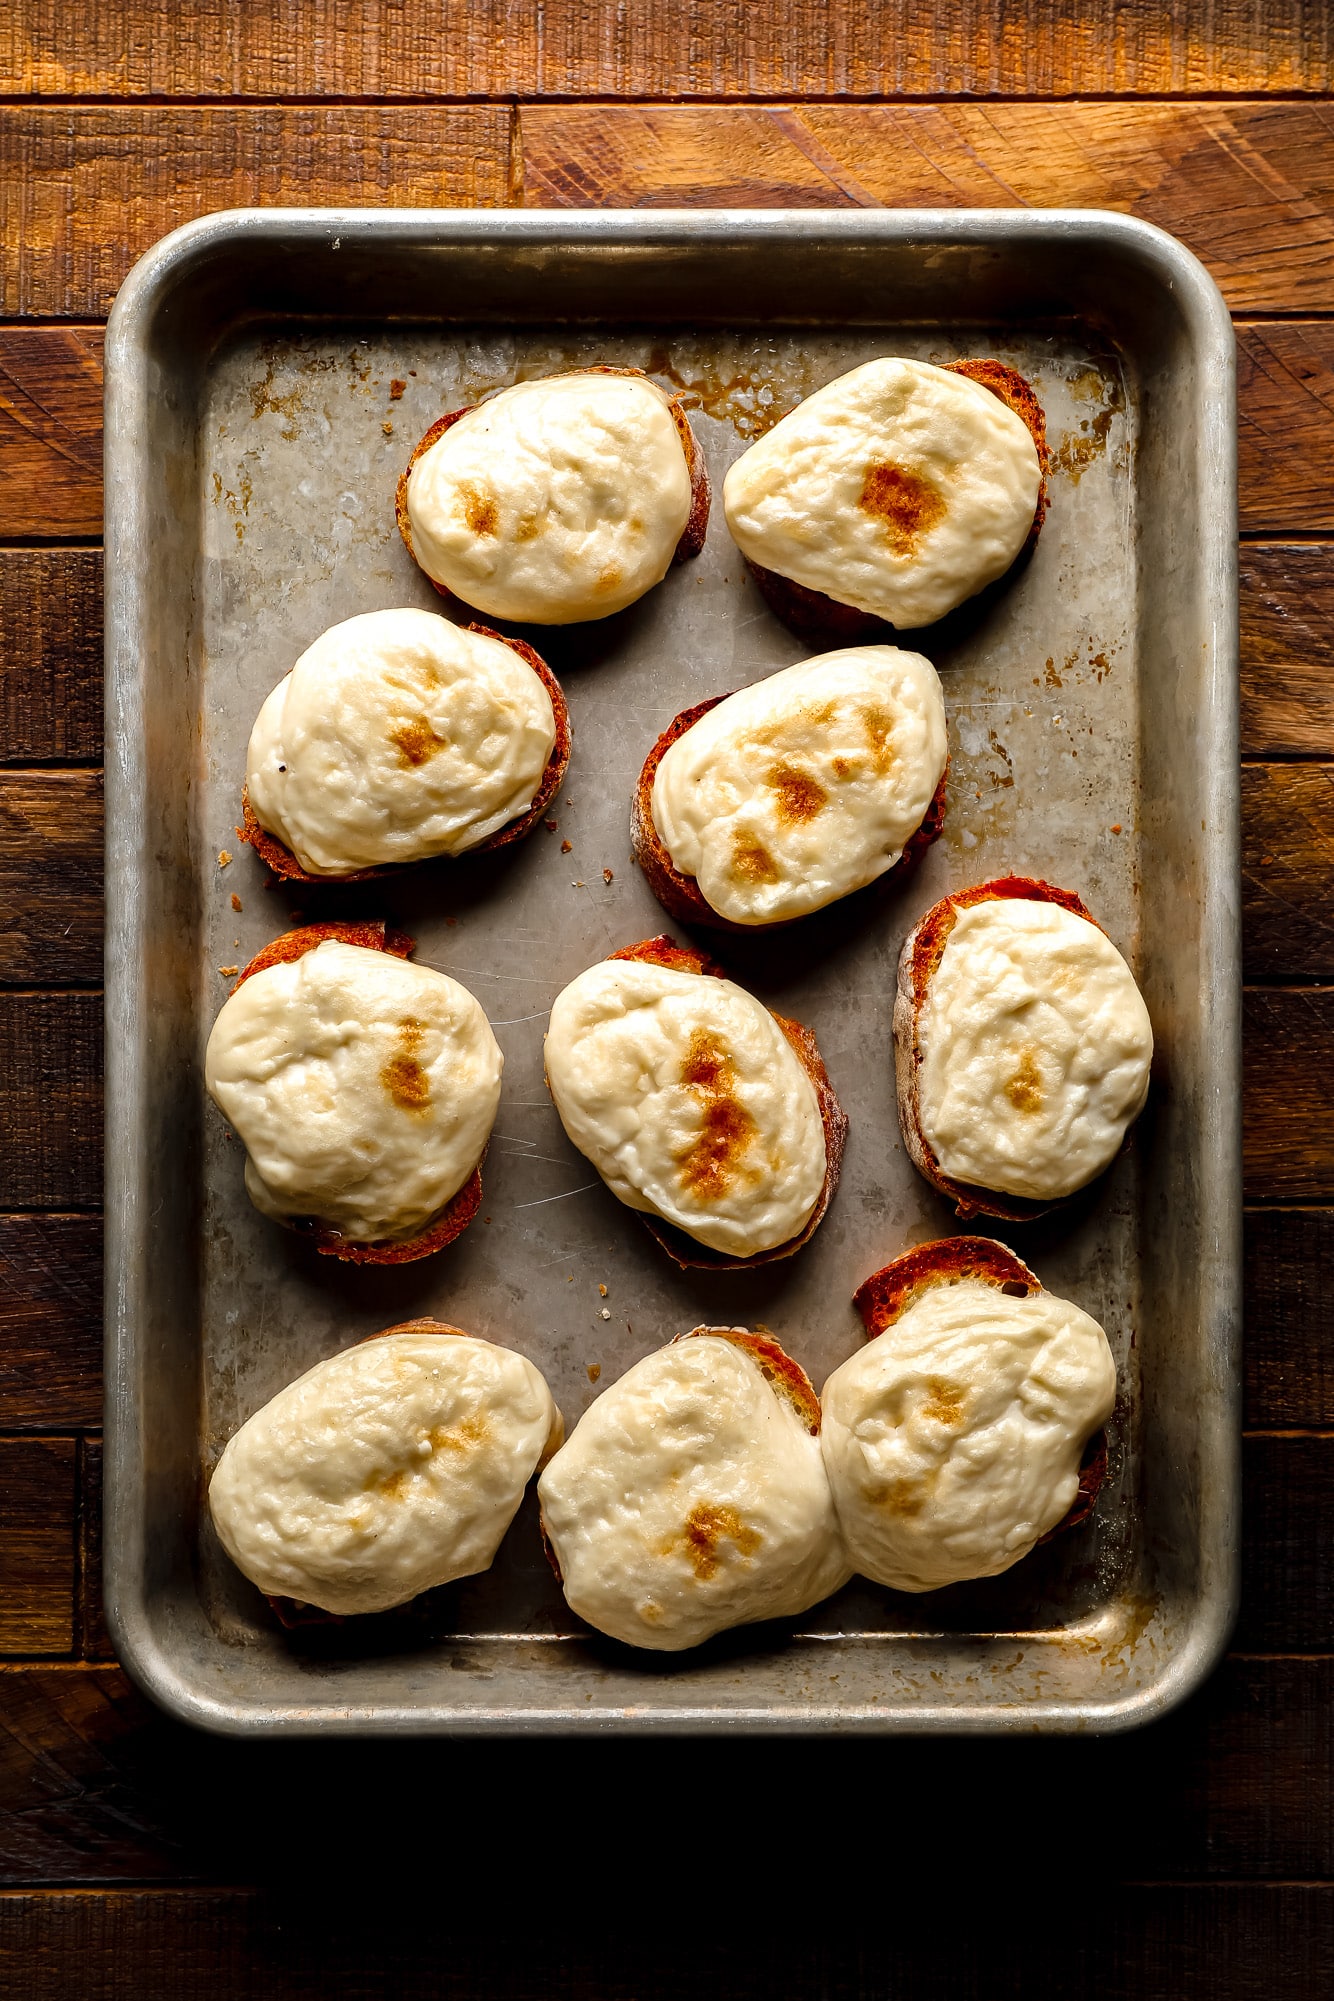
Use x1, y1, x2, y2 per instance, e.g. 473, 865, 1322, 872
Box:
2, 4, 1333, 1993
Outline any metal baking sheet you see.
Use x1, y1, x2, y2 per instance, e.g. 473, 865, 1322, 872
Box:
104, 209, 1240, 1734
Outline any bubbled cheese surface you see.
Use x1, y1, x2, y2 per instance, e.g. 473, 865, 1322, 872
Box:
723, 358, 1041, 629
204, 942, 502, 1242
915, 899, 1153, 1202
246, 608, 556, 875
538, 1333, 850, 1650
405, 373, 693, 624
821, 1280, 1115, 1593
544, 958, 826, 1257
651, 646, 947, 924
209, 1330, 562, 1615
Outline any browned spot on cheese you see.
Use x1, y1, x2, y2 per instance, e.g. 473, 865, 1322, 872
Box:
371, 1467, 412, 1501
858, 461, 946, 553
832, 756, 854, 781
381, 1017, 431, 1113
678, 1029, 757, 1200
389, 717, 448, 769
429, 1411, 489, 1452
863, 707, 897, 775
767, 763, 827, 824
593, 563, 622, 596
879, 1476, 928, 1519
921, 1377, 966, 1427
731, 834, 780, 884
1004, 1049, 1044, 1115
459, 481, 498, 536
673, 1502, 762, 1581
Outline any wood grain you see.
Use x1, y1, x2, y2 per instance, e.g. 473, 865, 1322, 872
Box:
0, 995, 101, 1208
0, 332, 103, 540
5, 2, 1331, 100
1245, 1209, 1334, 1427
76, 1440, 111, 1664
1243, 764, 1334, 981
0, 1218, 101, 1430
0, 1441, 75, 1655
0, 107, 513, 318
1244, 989, 1334, 1201
0, 554, 102, 766
0, 774, 101, 986
1238, 323, 1334, 535
521, 102, 1334, 312
1239, 1436, 1334, 1652
1241, 546, 1334, 758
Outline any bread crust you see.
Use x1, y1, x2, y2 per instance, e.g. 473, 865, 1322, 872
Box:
746, 357, 1050, 647
227, 923, 486, 1265
586, 935, 848, 1270
396, 365, 711, 617
892, 875, 1110, 1223
851, 1235, 1108, 1546
236, 626, 572, 885
630, 692, 948, 931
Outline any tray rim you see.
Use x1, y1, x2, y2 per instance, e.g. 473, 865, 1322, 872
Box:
103, 204, 1241, 1737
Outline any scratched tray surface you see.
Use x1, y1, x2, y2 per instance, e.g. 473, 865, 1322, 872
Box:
199, 325, 1139, 1628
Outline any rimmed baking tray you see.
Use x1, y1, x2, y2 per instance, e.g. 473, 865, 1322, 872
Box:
104, 208, 1239, 1735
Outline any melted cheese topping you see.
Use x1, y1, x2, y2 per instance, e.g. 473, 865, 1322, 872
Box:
723, 358, 1041, 629
205, 942, 502, 1242
914, 899, 1153, 1201
209, 1330, 562, 1615
246, 608, 556, 875
821, 1280, 1115, 1592
538, 1333, 850, 1650
405, 373, 693, 624
544, 957, 826, 1257
651, 646, 947, 924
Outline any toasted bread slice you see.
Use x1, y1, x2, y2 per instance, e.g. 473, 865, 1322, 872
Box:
236, 625, 571, 885
893, 875, 1109, 1223
600, 935, 848, 1269
396, 365, 711, 618
630, 691, 948, 931
230, 923, 485, 1265
748, 358, 1050, 648
851, 1236, 1108, 1543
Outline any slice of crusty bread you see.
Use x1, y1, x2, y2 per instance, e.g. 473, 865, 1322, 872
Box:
747, 357, 1050, 649
228, 923, 485, 1266
596, 935, 848, 1270
851, 1235, 1108, 1544
630, 691, 948, 931
893, 875, 1104, 1224
396, 364, 711, 614
237, 625, 572, 886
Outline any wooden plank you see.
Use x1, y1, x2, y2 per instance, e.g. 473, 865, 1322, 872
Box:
0, 1218, 101, 1431
1238, 1436, 1334, 1653
0, 773, 101, 986
1238, 323, 1334, 535
0, 107, 513, 318
2, 2, 1329, 100
0, 1440, 75, 1655
1241, 546, 1334, 759
521, 102, 1334, 313
1242, 765, 1334, 982
0, 995, 101, 1209
0, 554, 102, 766
76, 1440, 111, 1664
1245, 1209, 1334, 1428
1244, 989, 1334, 1201
0, 331, 103, 540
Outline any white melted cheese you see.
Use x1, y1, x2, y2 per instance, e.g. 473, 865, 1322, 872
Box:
544, 957, 826, 1257
246, 608, 556, 875
723, 358, 1041, 629
209, 1329, 562, 1616
405, 373, 693, 624
538, 1333, 850, 1650
915, 898, 1153, 1201
204, 941, 502, 1242
651, 646, 948, 924
821, 1279, 1115, 1593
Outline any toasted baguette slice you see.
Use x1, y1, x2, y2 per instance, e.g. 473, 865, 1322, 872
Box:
230, 924, 485, 1265
851, 1236, 1108, 1543
630, 691, 948, 931
601, 935, 848, 1270
396, 365, 711, 618
236, 625, 571, 885
893, 874, 1111, 1223
748, 359, 1049, 648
